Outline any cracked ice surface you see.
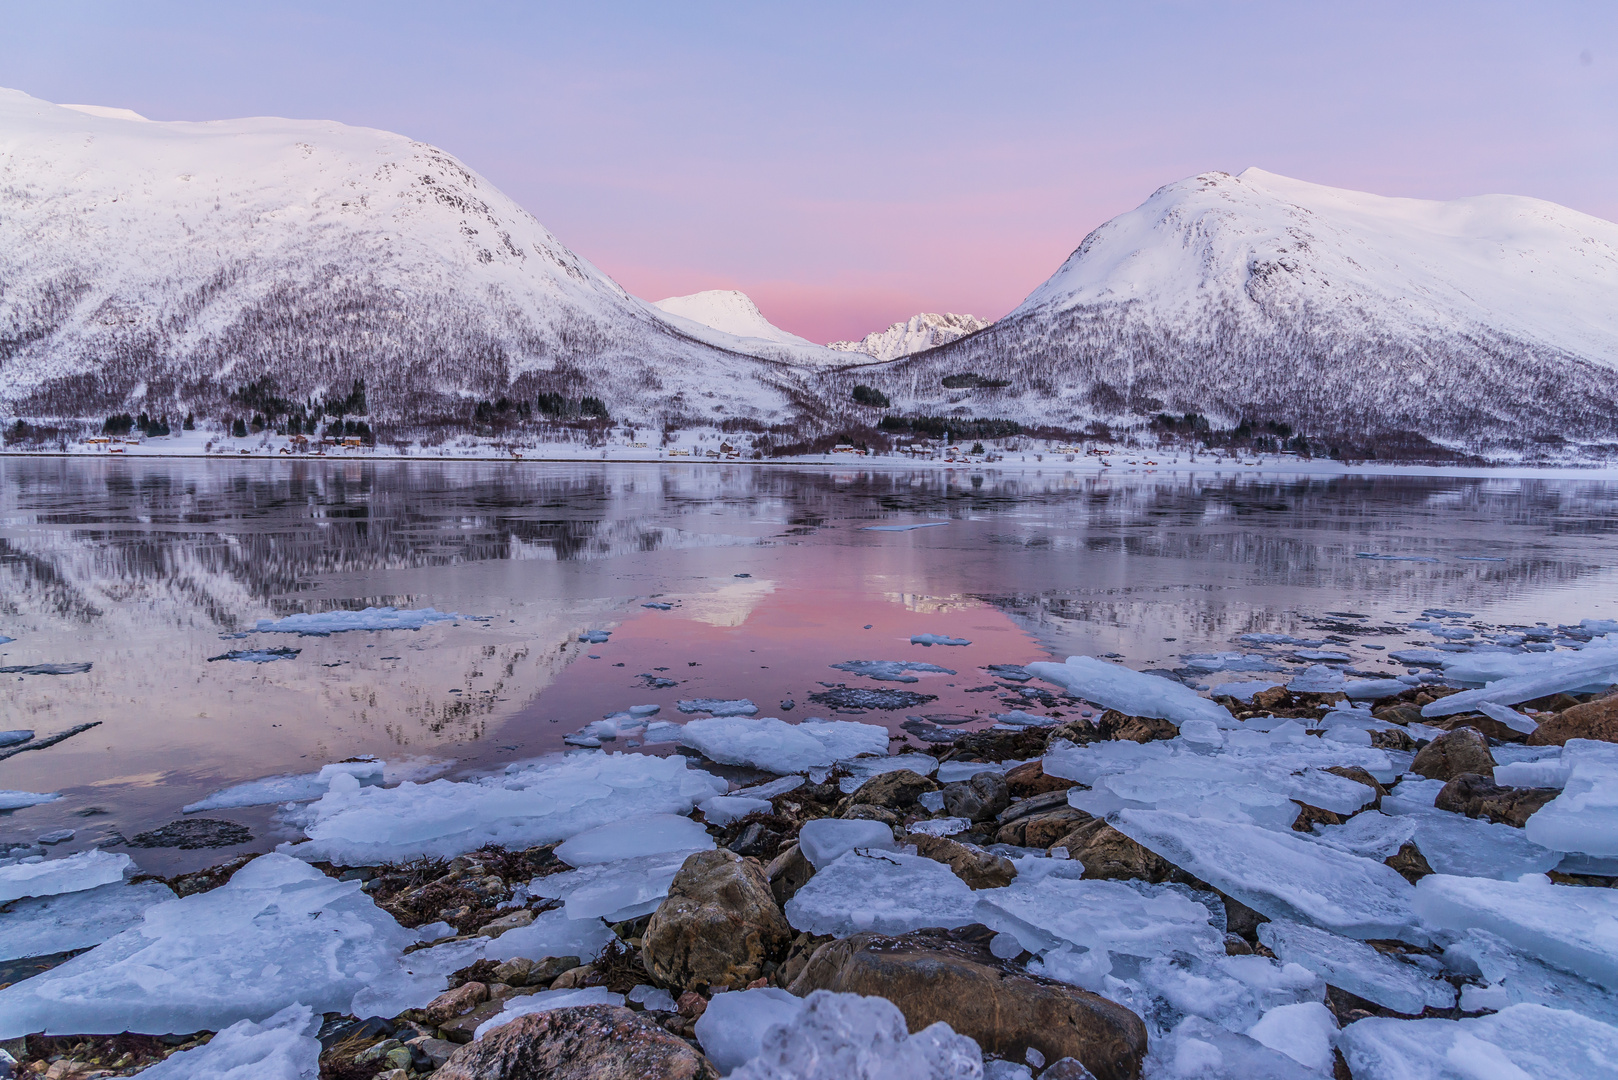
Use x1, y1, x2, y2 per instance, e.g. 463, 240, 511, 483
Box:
284, 752, 725, 864
0, 880, 176, 962
1414, 873, 1618, 991
785, 850, 977, 937
1338, 1003, 1618, 1080
0, 854, 416, 1038
1257, 920, 1455, 1014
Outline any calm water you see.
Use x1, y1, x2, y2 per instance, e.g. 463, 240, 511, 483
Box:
2, 457, 1615, 871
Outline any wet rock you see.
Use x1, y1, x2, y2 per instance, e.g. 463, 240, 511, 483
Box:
1370, 727, 1416, 752
642, 850, 792, 993
787, 925, 1147, 1080
941, 771, 1011, 823
1096, 711, 1178, 744
550, 964, 594, 990
1528, 695, 1618, 745
436, 1004, 718, 1080
1434, 773, 1559, 828
1016, 808, 1094, 849
938, 727, 1050, 762
765, 843, 812, 907
528, 955, 582, 987
1371, 703, 1425, 726
479, 909, 535, 936
1324, 766, 1387, 806
807, 687, 937, 711
838, 803, 901, 827
1052, 818, 1177, 883
1004, 759, 1079, 797
408, 1036, 460, 1069
1291, 803, 1345, 831
1043, 719, 1102, 749
845, 769, 939, 810
1410, 727, 1495, 781
908, 833, 1017, 889
1425, 713, 1528, 742
491, 957, 534, 987
127, 818, 252, 849
728, 821, 782, 858
1219, 892, 1268, 939
423, 981, 489, 1024
1384, 841, 1434, 884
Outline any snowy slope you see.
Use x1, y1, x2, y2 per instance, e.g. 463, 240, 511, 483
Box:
828, 312, 991, 360
651, 290, 849, 366
0, 89, 814, 425
845, 169, 1618, 453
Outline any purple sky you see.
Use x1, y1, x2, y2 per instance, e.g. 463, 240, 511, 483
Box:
3, 2, 1614, 342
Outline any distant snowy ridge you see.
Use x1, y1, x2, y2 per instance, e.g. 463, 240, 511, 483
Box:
828, 312, 991, 360
0, 88, 819, 426
839, 169, 1618, 454
651, 290, 848, 366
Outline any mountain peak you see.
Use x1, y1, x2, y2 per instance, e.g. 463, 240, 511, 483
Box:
829, 312, 991, 360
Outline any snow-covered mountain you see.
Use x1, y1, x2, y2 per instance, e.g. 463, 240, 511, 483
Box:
652, 289, 849, 366
845, 169, 1618, 454
0, 89, 816, 426
828, 312, 991, 360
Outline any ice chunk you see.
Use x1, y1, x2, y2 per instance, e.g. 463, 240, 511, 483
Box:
1338, 1003, 1618, 1080
838, 753, 939, 793
1477, 700, 1539, 734
700, 794, 774, 825
978, 872, 1223, 961
285, 752, 726, 864
864, 521, 949, 531
1494, 753, 1569, 789
183, 759, 386, 813
1414, 873, 1618, 990
1425, 640, 1618, 716
911, 634, 971, 646
1111, 810, 1419, 940
0, 729, 33, 747
1027, 656, 1234, 729
1311, 812, 1420, 860
629, 983, 678, 1011
481, 906, 615, 962
472, 986, 625, 1040
0, 849, 133, 904
1524, 739, 1618, 857
1150, 1015, 1325, 1080
1445, 928, 1618, 1027
254, 606, 459, 634
531, 850, 699, 921
731, 989, 983, 1080
908, 817, 970, 837
1286, 664, 1346, 694
678, 698, 760, 716
0, 881, 175, 961
677, 717, 889, 774
1344, 678, 1412, 700
733, 775, 805, 799
798, 818, 898, 868
554, 813, 714, 866
785, 851, 977, 937
207, 647, 301, 663
695, 985, 806, 1073
0, 853, 417, 1038
1257, 920, 1454, 1014
992, 709, 1060, 727
831, 660, 956, 683
0, 790, 58, 811
1381, 807, 1559, 879
1240, 634, 1326, 647
136, 1004, 320, 1079
935, 759, 1026, 783
1245, 1002, 1338, 1074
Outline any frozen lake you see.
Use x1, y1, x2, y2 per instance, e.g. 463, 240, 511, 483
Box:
2, 457, 1615, 871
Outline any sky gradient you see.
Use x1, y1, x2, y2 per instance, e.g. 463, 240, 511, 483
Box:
2, 2, 1613, 342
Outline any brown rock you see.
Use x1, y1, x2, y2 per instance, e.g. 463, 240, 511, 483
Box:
549, 964, 594, 990
1053, 818, 1176, 883
642, 850, 792, 993
1384, 841, 1433, 884
1325, 766, 1388, 804
440, 993, 538, 1043
1411, 727, 1496, 781
1220, 892, 1268, 938
1372, 703, 1425, 726
1370, 728, 1416, 752
1528, 696, 1618, 746
1522, 692, 1585, 713
942, 771, 1012, 822
1005, 759, 1079, 797
845, 769, 938, 809
436, 1004, 718, 1080
788, 925, 1147, 1080
1434, 773, 1559, 828
479, 909, 535, 937
1043, 719, 1102, 749
490, 957, 534, 987
1251, 687, 1290, 710
1098, 711, 1178, 744
1291, 803, 1345, 832
676, 990, 708, 1019
423, 981, 489, 1024
1021, 808, 1095, 849
765, 843, 812, 907
1426, 714, 1528, 743
838, 803, 901, 827
908, 833, 1018, 889
528, 955, 582, 987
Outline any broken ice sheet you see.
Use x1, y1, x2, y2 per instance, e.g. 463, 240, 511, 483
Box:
1524, 738, 1618, 857
978, 868, 1224, 962
253, 606, 460, 634
784, 850, 978, 936
531, 850, 697, 921
182, 759, 387, 813
1027, 655, 1233, 729
1257, 919, 1454, 1014
0, 853, 417, 1038
0, 880, 176, 962
473, 987, 626, 1040
1414, 873, 1618, 991
553, 812, 714, 866
1380, 806, 1559, 879
1338, 1003, 1618, 1080
838, 753, 939, 793
1445, 927, 1618, 1027
0, 790, 58, 811
700, 794, 774, 824
694, 985, 806, 1074
135, 1003, 320, 1080
0, 849, 133, 904
676, 716, 888, 774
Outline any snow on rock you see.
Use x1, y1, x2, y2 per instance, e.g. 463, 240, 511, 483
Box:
183, 759, 386, 813
1338, 1003, 1618, 1080
135, 1003, 321, 1080
1524, 739, 1618, 857
1257, 920, 1454, 1014
1111, 810, 1420, 940
797, 818, 899, 868
472, 986, 625, 1040
694, 985, 806, 1074
676, 717, 889, 774
284, 752, 725, 864
0, 853, 416, 1038
0, 849, 133, 904
553, 813, 714, 867
729, 989, 984, 1080
0, 880, 175, 962
253, 607, 460, 634
0, 790, 58, 811
784, 850, 977, 937
1413, 873, 1618, 991
828, 312, 991, 361
651, 290, 850, 366
1028, 656, 1233, 729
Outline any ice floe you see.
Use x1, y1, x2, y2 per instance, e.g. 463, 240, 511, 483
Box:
0, 880, 176, 961
1414, 873, 1618, 990
676, 716, 888, 774
135, 1003, 320, 1079
1523, 739, 1618, 857
253, 606, 460, 634
0, 789, 58, 811
553, 812, 714, 866
729, 989, 983, 1080
1257, 920, 1454, 1014
1027, 655, 1233, 728
1338, 1003, 1618, 1080
678, 697, 760, 716
206, 646, 301, 663
183, 759, 387, 813
0, 849, 132, 904
785, 850, 976, 936
830, 660, 955, 683
911, 633, 971, 646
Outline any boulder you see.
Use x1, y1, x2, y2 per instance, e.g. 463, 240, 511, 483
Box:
1434, 773, 1559, 828
1052, 818, 1176, 883
1528, 695, 1618, 746
422, 981, 489, 1024
765, 843, 812, 907
838, 803, 901, 827
787, 925, 1147, 1080
908, 833, 1017, 889
1043, 719, 1102, 749
1426, 713, 1528, 743
1372, 703, 1425, 726
1004, 759, 1079, 797
479, 908, 535, 937
1324, 766, 1387, 805
1384, 841, 1433, 884
1096, 711, 1178, 744
997, 807, 1090, 847
436, 1004, 718, 1080
941, 771, 1011, 823
642, 850, 792, 992
1411, 727, 1496, 781
845, 769, 939, 809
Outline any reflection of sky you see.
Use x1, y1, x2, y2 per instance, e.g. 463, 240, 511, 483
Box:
2, 4, 1612, 341
5, 458, 1618, 867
